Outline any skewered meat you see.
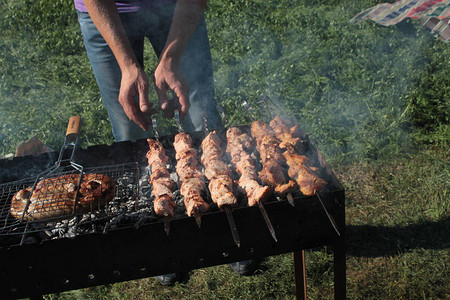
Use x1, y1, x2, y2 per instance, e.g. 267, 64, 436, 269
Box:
201, 131, 238, 209
269, 116, 326, 195
10, 173, 115, 221
173, 133, 209, 216
146, 138, 175, 218
226, 127, 271, 206
285, 153, 326, 196
208, 175, 237, 207
269, 116, 307, 153
250, 121, 297, 196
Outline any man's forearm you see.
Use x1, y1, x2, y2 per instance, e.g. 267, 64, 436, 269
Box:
160, 0, 207, 64
83, 0, 139, 72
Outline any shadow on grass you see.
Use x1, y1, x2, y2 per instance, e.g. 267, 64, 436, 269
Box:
345, 216, 450, 257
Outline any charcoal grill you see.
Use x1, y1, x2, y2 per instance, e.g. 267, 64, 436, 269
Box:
0, 126, 346, 299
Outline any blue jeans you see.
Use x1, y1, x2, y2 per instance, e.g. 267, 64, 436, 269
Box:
77, 5, 222, 141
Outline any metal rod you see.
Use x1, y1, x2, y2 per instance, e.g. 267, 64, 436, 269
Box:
163, 217, 171, 236
224, 206, 240, 247
151, 117, 160, 138
315, 192, 340, 236
216, 105, 229, 128
174, 110, 183, 133
242, 101, 257, 121
257, 201, 278, 242
286, 193, 295, 207
71, 172, 85, 216
194, 212, 202, 228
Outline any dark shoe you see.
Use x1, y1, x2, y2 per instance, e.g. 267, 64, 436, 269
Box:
156, 273, 178, 286
156, 272, 189, 286
229, 259, 258, 276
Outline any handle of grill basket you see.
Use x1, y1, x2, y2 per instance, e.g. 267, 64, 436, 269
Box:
66, 116, 82, 137
49, 116, 83, 170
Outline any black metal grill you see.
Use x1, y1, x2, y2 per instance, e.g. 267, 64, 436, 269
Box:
0, 126, 346, 299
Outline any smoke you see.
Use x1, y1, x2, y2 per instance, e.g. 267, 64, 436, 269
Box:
210, 3, 432, 162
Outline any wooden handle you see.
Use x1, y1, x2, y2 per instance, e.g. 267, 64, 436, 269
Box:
66, 116, 82, 136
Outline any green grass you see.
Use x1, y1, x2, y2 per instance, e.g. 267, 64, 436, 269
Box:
1, 0, 449, 299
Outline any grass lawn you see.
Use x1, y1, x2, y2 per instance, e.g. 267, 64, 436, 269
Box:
0, 0, 448, 299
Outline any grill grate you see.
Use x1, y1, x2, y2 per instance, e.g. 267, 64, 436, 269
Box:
0, 162, 140, 246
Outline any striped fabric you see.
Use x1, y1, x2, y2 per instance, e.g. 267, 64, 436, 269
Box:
350, 0, 450, 42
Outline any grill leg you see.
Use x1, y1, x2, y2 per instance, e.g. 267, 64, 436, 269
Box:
334, 238, 346, 300
293, 250, 307, 300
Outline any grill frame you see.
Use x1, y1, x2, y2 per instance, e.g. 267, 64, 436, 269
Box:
0, 162, 140, 240
0, 126, 346, 299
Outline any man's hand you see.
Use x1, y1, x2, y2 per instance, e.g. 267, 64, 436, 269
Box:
153, 58, 190, 119
119, 64, 155, 130
154, 0, 207, 120
84, 0, 155, 131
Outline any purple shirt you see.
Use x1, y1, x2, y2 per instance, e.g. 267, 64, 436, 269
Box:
74, 0, 172, 13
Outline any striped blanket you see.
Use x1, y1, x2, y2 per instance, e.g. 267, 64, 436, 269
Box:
350, 0, 450, 42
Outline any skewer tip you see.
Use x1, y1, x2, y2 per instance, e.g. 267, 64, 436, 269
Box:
287, 193, 295, 207
163, 217, 171, 236
257, 201, 278, 243
224, 206, 241, 247
194, 213, 202, 228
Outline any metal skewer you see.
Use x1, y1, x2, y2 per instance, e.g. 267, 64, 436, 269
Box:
152, 117, 172, 235
174, 110, 183, 133
152, 116, 160, 139
315, 191, 340, 236
163, 216, 171, 236
193, 212, 202, 228
224, 206, 241, 247
216, 105, 230, 128
257, 201, 278, 242
203, 110, 241, 246
175, 109, 203, 229
286, 193, 295, 207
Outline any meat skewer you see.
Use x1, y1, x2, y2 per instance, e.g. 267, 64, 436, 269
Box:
201, 130, 241, 247
268, 116, 326, 196
146, 138, 175, 235
269, 116, 339, 236
250, 120, 297, 205
173, 132, 209, 227
226, 127, 277, 242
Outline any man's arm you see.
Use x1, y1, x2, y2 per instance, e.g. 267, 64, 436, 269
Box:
84, 0, 152, 131
83, 0, 207, 127
154, 0, 207, 119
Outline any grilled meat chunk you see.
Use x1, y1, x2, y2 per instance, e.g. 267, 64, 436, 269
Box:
146, 138, 175, 218
202, 131, 237, 209
174, 133, 209, 217
250, 120, 296, 195
269, 116, 307, 153
269, 116, 326, 196
226, 127, 271, 206
208, 174, 237, 208
10, 173, 115, 221
284, 152, 326, 196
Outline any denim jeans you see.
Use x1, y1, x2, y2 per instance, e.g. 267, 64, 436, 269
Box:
77, 5, 222, 141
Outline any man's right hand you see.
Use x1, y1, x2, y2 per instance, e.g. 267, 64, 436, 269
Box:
154, 57, 190, 119
84, 0, 156, 131
119, 64, 155, 131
